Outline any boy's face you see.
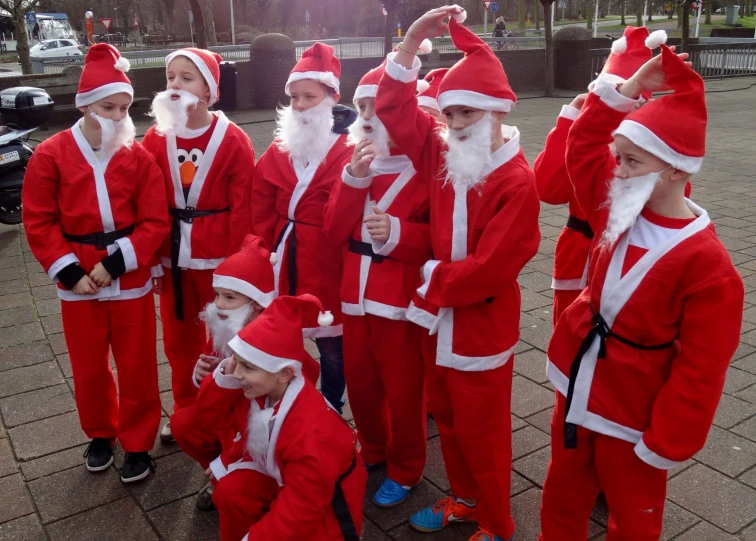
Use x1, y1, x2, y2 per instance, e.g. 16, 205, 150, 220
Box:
231, 353, 292, 399
355, 97, 376, 122
419, 105, 445, 123
81, 93, 131, 122
289, 79, 339, 112
213, 287, 253, 314
443, 106, 505, 136
613, 135, 672, 180
167, 56, 211, 104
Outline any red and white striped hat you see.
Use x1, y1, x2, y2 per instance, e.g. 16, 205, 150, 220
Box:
286, 42, 341, 96
166, 48, 223, 105
75, 43, 132, 107
213, 235, 276, 308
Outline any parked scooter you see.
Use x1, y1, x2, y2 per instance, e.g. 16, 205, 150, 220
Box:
0, 87, 54, 225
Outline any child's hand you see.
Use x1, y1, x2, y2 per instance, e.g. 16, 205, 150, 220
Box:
223, 356, 237, 376
349, 140, 375, 179
569, 93, 588, 110
364, 206, 391, 242
621, 46, 691, 98
204, 467, 216, 483
405, 5, 462, 48
72, 275, 99, 295
152, 276, 164, 295
89, 262, 112, 287
195, 354, 220, 384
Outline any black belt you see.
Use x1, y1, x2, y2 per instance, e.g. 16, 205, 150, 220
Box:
348, 238, 391, 263
331, 453, 359, 541
566, 215, 594, 240
563, 306, 675, 449
273, 218, 318, 296
168, 206, 229, 321
64, 225, 135, 251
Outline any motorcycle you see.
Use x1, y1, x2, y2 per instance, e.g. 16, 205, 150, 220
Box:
0, 87, 54, 225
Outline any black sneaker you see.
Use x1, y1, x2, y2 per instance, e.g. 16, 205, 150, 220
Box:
196, 482, 215, 511
121, 452, 156, 483
83, 438, 114, 472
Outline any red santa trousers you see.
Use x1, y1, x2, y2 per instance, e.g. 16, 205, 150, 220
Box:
343, 314, 426, 487
539, 394, 667, 541
213, 469, 280, 541
170, 404, 221, 470
61, 294, 160, 452
422, 334, 515, 539
552, 289, 582, 327
159, 269, 215, 412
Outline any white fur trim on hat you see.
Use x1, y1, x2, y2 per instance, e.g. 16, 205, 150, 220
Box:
438, 89, 513, 113
269, 253, 278, 265
646, 30, 668, 49
285, 71, 340, 96
318, 311, 334, 327
588, 71, 627, 91
417, 95, 441, 113
611, 36, 627, 54
613, 119, 703, 173
114, 56, 130, 73
229, 336, 301, 375
212, 274, 275, 308
353, 84, 378, 102
75, 82, 134, 107
419, 39, 433, 55
166, 50, 218, 105
450, 5, 468, 22
416, 79, 430, 93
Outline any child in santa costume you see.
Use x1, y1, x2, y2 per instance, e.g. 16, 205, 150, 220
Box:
323, 48, 434, 508
141, 47, 255, 443
416, 67, 448, 122
185, 294, 366, 541
539, 45, 744, 540
375, 6, 541, 541
22, 43, 169, 482
535, 27, 670, 325
252, 43, 356, 412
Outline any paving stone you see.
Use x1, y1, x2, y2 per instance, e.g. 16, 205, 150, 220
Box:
160, 390, 175, 417
673, 521, 739, 540
525, 408, 554, 436
48, 333, 67, 355
520, 288, 553, 312
0, 267, 27, 283
518, 320, 552, 352
147, 495, 220, 541
361, 519, 393, 540
30, 284, 58, 301
512, 413, 527, 432
724, 367, 756, 394
0, 280, 27, 296
713, 393, 756, 429
733, 342, 756, 362
56, 353, 71, 378
125, 452, 206, 510
27, 272, 50, 287
363, 471, 446, 531
0, 473, 34, 524
0, 438, 17, 478
0, 341, 53, 375
24, 260, 44, 274
514, 348, 550, 384
8, 411, 88, 461
0, 321, 44, 348
422, 432, 449, 492
0, 292, 32, 312
28, 466, 126, 523
736, 383, 756, 404
0, 360, 64, 398
427, 416, 439, 438
388, 521, 478, 540
513, 445, 550, 488
46, 497, 159, 541
156, 340, 168, 364
667, 464, 756, 533
517, 271, 553, 293
0, 305, 37, 329
512, 426, 550, 460
0, 514, 45, 541
0, 383, 76, 428
34, 298, 60, 317
695, 426, 756, 477
512, 469, 534, 497
741, 519, 756, 541
510, 487, 543, 541
511, 376, 554, 418
660, 501, 700, 540
19, 443, 88, 481
158, 362, 172, 393
40, 313, 62, 335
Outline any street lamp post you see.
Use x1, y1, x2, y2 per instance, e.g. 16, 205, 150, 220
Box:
230, 0, 235, 45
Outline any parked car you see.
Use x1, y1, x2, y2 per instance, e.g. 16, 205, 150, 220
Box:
29, 39, 82, 59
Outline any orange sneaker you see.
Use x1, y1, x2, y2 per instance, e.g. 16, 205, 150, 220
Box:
409, 496, 476, 532
469, 527, 510, 541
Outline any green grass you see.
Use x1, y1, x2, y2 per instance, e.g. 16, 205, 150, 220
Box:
467, 15, 623, 32
600, 15, 756, 31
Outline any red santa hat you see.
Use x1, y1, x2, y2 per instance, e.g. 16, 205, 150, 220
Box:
228, 294, 333, 375
437, 18, 516, 112
212, 235, 276, 308
613, 45, 706, 174
75, 43, 133, 107
416, 68, 449, 114
285, 43, 341, 97
353, 40, 432, 103
595, 27, 667, 87
165, 48, 223, 105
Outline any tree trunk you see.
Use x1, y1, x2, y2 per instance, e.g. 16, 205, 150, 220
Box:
384, 4, 394, 55
647, 0, 654, 20
189, 0, 207, 47
621, 0, 626, 24
677, 2, 683, 27
681, 0, 690, 51
519, 0, 527, 29
586, 0, 594, 28
14, 7, 32, 75
637, 0, 644, 24
162, 0, 176, 34
535, 1, 541, 29
542, 0, 555, 96
202, 0, 216, 45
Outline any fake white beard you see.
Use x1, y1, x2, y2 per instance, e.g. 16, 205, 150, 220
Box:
246, 403, 274, 464
148, 89, 201, 136
347, 114, 391, 159
274, 97, 335, 167
439, 112, 495, 190
89, 109, 135, 156
199, 302, 255, 358
600, 170, 664, 248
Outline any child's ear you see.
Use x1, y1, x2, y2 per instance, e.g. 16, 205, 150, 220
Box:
670, 168, 690, 183
279, 366, 295, 383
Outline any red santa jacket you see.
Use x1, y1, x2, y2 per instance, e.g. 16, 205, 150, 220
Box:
252, 136, 352, 337
547, 84, 744, 469
141, 111, 254, 270
534, 105, 592, 291
195, 359, 366, 541
22, 122, 169, 301
375, 54, 541, 371
323, 154, 431, 319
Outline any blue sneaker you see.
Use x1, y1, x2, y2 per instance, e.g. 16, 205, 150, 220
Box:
372, 478, 412, 508
469, 528, 511, 541
364, 460, 387, 473
409, 496, 476, 532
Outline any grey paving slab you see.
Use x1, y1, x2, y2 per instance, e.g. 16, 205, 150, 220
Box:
0, 383, 76, 428
0, 361, 64, 399
511, 375, 554, 418
0, 473, 34, 524
19, 443, 89, 482
147, 495, 220, 541
0, 437, 17, 478
0, 321, 44, 348
8, 410, 88, 461
0, 340, 54, 372
125, 452, 206, 510
674, 520, 740, 540
0, 305, 37, 329
46, 497, 159, 541
0, 514, 46, 541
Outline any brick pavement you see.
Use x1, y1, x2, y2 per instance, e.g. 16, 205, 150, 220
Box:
0, 79, 755, 540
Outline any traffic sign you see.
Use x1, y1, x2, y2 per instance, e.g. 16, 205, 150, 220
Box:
483, 1, 492, 8
381, 5, 387, 16
490, 1, 499, 12
100, 17, 112, 31
25, 12, 36, 23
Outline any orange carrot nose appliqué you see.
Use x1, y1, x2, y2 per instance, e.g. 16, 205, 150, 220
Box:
180, 161, 196, 187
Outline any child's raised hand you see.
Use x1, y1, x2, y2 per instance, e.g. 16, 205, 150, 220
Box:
223, 356, 237, 376
622, 46, 691, 98
569, 93, 588, 110
405, 5, 463, 47
349, 140, 375, 180
72, 275, 99, 295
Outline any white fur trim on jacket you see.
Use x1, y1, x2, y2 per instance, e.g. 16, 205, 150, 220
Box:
634, 437, 682, 470
592, 79, 641, 112
385, 51, 422, 83
559, 104, 580, 121
48, 253, 80, 282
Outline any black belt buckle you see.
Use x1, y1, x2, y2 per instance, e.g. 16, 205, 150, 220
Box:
183, 207, 195, 224
94, 232, 108, 251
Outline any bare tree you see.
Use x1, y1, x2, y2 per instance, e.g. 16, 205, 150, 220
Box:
540, 0, 555, 96
620, 0, 626, 24
704, 0, 712, 23
381, 0, 400, 54
647, 0, 653, 21
636, 0, 643, 25
0, 0, 42, 75
188, 0, 207, 47
202, 0, 216, 45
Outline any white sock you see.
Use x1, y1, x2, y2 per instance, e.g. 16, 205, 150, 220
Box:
453, 496, 476, 507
